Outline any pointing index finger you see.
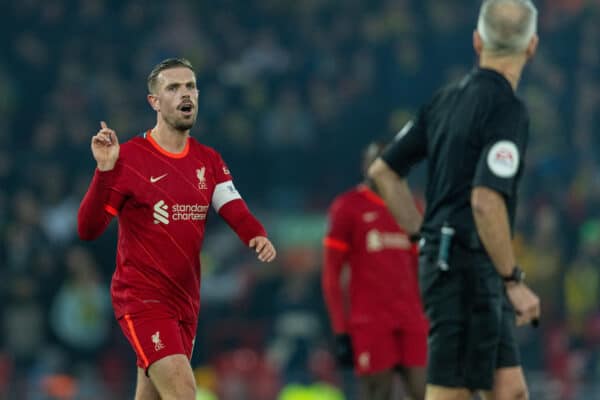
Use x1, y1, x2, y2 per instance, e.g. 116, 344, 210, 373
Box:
100, 121, 108, 130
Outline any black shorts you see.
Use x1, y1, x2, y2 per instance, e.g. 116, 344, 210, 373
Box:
419, 250, 520, 391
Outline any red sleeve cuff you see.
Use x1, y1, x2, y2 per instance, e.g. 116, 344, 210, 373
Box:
323, 237, 349, 252
322, 245, 349, 333
95, 167, 119, 188
104, 204, 118, 216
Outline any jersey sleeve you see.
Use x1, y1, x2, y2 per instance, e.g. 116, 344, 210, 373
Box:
210, 150, 267, 244
77, 162, 128, 240
324, 197, 353, 250
473, 100, 529, 197
210, 151, 242, 213
322, 197, 353, 334
104, 160, 129, 215
381, 106, 428, 177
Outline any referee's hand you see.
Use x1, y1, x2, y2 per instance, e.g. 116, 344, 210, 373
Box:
505, 283, 541, 326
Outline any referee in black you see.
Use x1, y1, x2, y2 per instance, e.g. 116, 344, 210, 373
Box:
368, 1, 541, 399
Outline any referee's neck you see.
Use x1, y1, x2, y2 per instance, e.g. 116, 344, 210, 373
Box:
479, 54, 527, 91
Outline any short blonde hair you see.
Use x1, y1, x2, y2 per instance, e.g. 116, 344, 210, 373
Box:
147, 58, 194, 93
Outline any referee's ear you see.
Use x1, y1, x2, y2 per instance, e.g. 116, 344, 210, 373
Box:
473, 30, 484, 56
525, 34, 539, 60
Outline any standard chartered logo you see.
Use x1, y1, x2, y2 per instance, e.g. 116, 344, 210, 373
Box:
153, 200, 208, 225
366, 229, 411, 252
153, 200, 169, 224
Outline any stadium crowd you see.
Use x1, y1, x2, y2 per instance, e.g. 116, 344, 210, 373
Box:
1, 0, 599, 398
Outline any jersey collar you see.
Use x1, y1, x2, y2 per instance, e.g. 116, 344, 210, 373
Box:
357, 184, 386, 206
145, 129, 190, 159
476, 67, 514, 94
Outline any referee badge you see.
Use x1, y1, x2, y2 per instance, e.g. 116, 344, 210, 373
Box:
487, 140, 519, 178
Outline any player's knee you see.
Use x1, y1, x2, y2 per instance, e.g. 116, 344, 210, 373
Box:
425, 385, 471, 400
363, 371, 393, 386
498, 384, 528, 400
361, 372, 394, 400
149, 355, 197, 400
161, 376, 196, 400
510, 386, 528, 400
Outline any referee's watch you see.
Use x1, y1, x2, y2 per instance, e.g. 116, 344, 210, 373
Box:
408, 232, 421, 243
503, 266, 525, 284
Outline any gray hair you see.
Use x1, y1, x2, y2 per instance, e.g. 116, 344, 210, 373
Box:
477, 0, 538, 56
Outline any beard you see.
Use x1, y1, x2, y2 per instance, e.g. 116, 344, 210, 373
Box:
165, 111, 197, 132
173, 118, 195, 131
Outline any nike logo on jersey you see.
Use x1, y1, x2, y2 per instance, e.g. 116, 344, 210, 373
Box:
150, 173, 168, 183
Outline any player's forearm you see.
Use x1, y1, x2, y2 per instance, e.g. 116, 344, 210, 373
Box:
322, 248, 348, 333
369, 159, 422, 235
471, 186, 515, 277
218, 199, 267, 245
77, 170, 115, 240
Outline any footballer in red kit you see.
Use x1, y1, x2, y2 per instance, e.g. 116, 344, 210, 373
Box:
322, 143, 428, 400
78, 58, 276, 400
85, 132, 251, 321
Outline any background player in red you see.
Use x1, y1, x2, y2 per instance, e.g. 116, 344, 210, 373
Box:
322, 142, 428, 400
77, 58, 276, 400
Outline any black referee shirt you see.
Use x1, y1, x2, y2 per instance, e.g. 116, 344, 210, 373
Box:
382, 68, 529, 249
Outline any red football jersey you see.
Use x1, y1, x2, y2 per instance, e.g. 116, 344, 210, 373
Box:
323, 185, 428, 332
80, 131, 257, 320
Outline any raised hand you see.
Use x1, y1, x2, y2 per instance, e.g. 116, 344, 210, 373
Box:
91, 121, 120, 171
249, 236, 277, 262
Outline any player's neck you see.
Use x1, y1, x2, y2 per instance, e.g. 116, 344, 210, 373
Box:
363, 180, 379, 195
479, 53, 526, 91
151, 123, 190, 153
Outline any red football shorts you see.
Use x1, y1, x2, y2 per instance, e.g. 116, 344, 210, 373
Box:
350, 324, 427, 375
117, 306, 196, 373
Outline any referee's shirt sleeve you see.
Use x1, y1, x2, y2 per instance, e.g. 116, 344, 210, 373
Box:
473, 100, 528, 197
381, 107, 428, 177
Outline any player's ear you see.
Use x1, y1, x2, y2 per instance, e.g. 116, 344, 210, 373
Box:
473, 30, 483, 56
147, 94, 160, 112
525, 34, 538, 60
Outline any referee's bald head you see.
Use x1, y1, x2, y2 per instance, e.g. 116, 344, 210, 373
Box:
476, 0, 538, 57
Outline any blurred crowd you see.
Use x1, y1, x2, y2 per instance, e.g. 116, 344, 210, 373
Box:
1, 0, 600, 399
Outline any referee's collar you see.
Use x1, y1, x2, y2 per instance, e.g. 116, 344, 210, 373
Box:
476, 67, 513, 93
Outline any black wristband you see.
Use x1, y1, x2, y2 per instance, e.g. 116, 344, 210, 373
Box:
409, 233, 421, 243
503, 266, 525, 283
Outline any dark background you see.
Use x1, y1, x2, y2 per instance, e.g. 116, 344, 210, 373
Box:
1, 0, 599, 399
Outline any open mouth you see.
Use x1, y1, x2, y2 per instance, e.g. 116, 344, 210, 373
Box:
179, 103, 194, 114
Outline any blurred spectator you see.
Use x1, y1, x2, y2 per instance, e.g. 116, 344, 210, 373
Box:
2, 0, 600, 398
262, 248, 326, 385
515, 204, 563, 313
49, 246, 111, 361
564, 221, 600, 338
261, 86, 315, 150
2, 275, 45, 369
